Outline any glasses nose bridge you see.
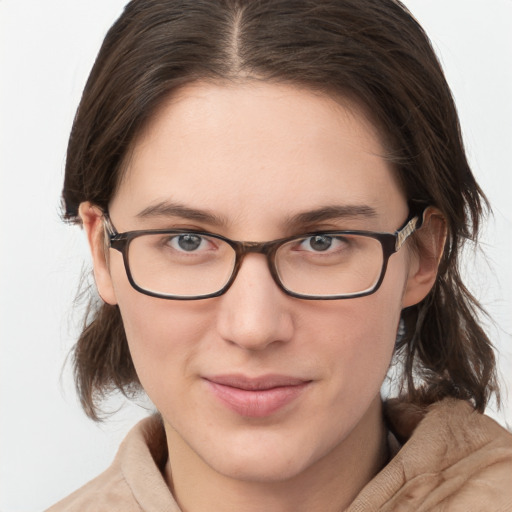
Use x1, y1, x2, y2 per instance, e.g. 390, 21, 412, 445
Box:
231, 240, 278, 283
235, 239, 276, 257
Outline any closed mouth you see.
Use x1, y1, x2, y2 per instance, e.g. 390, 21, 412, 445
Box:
203, 374, 311, 417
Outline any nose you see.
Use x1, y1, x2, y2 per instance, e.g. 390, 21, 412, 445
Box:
216, 254, 294, 351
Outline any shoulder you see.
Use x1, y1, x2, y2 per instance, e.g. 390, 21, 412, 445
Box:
349, 398, 512, 511
45, 461, 136, 512
46, 415, 179, 512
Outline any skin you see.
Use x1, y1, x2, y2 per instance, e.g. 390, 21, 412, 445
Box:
81, 82, 443, 512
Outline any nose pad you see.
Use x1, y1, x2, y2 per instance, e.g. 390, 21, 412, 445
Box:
215, 254, 294, 351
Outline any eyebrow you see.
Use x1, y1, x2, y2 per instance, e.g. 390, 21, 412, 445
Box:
136, 201, 227, 226
285, 204, 378, 228
136, 201, 378, 230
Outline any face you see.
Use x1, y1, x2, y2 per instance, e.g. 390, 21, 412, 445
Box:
83, 82, 436, 483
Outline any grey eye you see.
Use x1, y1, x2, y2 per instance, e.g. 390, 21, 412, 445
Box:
308, 235, 333, 252
177, 234, 203, 251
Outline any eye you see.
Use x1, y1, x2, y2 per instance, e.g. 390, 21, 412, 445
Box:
307, 235, 333, 252
299, 235, 347, 252
167, 233, 209, 252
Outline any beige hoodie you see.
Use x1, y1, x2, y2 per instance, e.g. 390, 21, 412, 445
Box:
47, 398, 512, 512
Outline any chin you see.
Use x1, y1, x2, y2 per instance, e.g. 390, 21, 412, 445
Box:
210, 450, 315, 483
199, 425, 339, 484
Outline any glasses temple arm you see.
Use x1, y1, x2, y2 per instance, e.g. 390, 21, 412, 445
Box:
101, 211, 118, 237
395, 208, 428, 251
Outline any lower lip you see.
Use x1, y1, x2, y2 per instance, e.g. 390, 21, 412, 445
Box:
205, 380, 310, 418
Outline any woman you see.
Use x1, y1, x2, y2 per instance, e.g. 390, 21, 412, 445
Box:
47, 0, 512, 510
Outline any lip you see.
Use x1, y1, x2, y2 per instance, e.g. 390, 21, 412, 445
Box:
204, 374, 311, 418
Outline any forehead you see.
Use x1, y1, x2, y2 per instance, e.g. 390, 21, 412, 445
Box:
112, 81, 406, 234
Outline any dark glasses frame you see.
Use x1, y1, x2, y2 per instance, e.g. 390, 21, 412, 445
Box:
102, 206, 427, 300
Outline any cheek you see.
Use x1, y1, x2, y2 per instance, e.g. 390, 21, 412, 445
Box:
312, 256, 408, 397
118, 295, 219, 413
340, 300, 399, 393
313, 297, 400, 385
109, 256, 213, 394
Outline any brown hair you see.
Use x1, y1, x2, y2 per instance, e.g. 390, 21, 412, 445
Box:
63, 0, 498, 420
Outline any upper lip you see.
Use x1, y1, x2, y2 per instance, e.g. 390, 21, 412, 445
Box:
204, 374, 311, 391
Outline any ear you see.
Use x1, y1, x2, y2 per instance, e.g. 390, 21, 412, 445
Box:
79, 202, 118, 305
402, 208, 447, 308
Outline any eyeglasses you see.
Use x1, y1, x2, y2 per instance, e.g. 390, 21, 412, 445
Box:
102, 208, 426, 300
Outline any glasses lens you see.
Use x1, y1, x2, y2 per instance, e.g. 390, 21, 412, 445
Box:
127, 232, 236, 297
275, 233, 384, 297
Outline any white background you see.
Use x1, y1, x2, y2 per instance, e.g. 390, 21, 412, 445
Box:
1, 1, 511, 510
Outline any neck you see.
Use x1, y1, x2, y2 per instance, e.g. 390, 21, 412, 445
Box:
164, 396, 388, 512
